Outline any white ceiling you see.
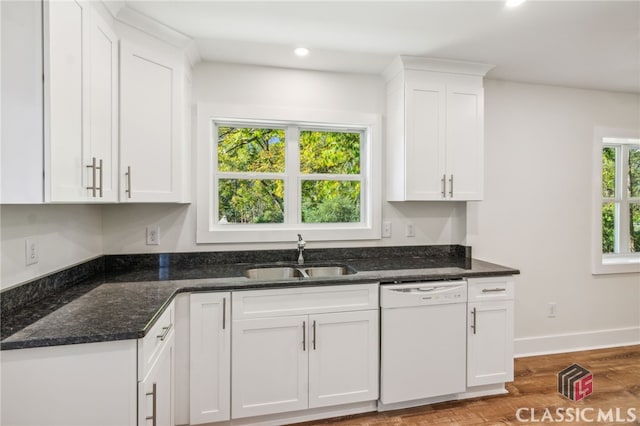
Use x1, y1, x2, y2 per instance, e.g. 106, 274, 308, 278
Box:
121, 1, 640, 93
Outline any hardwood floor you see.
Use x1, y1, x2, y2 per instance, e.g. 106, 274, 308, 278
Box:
298, 345, 640, 425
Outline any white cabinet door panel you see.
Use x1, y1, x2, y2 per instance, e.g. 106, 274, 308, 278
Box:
45, 0, 85, 201
308, 310, 379, 408
190, 293, 230, 424
232, 316, 308, 418
86, 10, 118, 202
467, 301, 514, 387
140, 329, 175, 426
120, 41, 183, 202
446, 86, 484, 201
404, 81, 446, 200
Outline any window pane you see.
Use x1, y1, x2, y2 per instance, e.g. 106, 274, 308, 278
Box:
631, 204, 640, 253
218, 127, 285, 173
299, 130, 360, 174
629, 147, 640, 198
301, 180, 360, 223
602, 202, 615, 253
602, 146, 616, 198
218, 179, 284, 224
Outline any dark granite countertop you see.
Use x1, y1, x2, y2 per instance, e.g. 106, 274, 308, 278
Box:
1, 246, 519, 351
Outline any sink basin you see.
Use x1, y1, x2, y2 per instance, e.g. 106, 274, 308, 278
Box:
244, 267, 304, 280
244, 264, 356, 280
304, 266, 354, 277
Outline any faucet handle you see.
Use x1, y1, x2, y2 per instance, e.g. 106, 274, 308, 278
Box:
297, 234, 306, 248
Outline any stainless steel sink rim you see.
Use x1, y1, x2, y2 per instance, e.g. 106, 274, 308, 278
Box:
244, 264, 356, 280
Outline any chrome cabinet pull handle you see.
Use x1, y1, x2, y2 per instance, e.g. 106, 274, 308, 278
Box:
312, 320, 317, 350
125, 166, 132, 198
145, 383, 157, 426
471, 307, 477, 335
222, 297, 226, 330
449, 174, 454, 198
97, 159, 103, 197
482, 288, 507, 293
86, 157, 97, 197
441, 174, 446, 198
302, 321, 306, 351
157, 324, 172, 341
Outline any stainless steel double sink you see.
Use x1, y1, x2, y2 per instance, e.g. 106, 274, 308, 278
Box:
244, 264, 355, 280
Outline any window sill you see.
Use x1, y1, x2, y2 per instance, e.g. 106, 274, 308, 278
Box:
593, 254, 640, 275
196, 225, 381, 244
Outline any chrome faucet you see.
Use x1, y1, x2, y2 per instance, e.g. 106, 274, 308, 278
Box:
297, 234, 306, 265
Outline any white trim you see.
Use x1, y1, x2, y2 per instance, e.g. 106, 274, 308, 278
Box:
220, 401, 376, 426
591, 127, 640, 274
514, 326, 640, 358
196, 103, 382, 244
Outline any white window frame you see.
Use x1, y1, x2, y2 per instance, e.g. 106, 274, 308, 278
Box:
592, 127, 640, 274
196, 103, 381, 244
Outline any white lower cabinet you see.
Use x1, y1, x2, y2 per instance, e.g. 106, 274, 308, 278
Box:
138, 301, 176, 426
308, 310, 379, 408
466, 277, 515, 387
140, 329, 175, 426
230, 284, 379, 420
232, 315, 309, 418
189, 292, 231, 424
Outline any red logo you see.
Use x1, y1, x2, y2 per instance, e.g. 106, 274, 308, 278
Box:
558, 364, 593, 401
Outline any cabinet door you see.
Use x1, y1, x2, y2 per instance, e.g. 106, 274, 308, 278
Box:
1, 0, 44, 203
140, 329, 175, 426
85, 9, 118, 202
446, 85, 484, 201
189, 293, 230, 424
308, 310, 379, 408
467, 301, 514, 387
45, 0, 86, 202
232, 316, 308, 418
120, 41, 184, 202
404, 80, 446, 200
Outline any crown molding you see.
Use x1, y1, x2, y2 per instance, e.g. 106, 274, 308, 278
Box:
113, 4, 202, 66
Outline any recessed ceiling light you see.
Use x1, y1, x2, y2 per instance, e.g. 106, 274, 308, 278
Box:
506, 0, 526, 7
294, 47, 310, 57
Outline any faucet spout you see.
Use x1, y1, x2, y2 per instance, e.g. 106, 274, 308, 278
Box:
297, 234, 306, 265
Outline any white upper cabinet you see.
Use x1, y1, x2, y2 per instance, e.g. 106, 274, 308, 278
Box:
1, 0, 118, 203
119, 40, 188, 203
384, 56, 493, 201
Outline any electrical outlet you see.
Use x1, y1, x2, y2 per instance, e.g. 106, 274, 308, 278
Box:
405, 222, 415, 237
548, 302, 557, 318
382, 221, 392, 238
25, 239, 39, 265
146, 226, 160, 245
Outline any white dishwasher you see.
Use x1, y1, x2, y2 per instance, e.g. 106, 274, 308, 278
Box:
380, 280, 467, 406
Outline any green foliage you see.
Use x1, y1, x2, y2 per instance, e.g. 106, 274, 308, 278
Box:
602, 203, 615, 253
602, 147, 615, 197
216, 127, 361, 224
300, 131, 360, 174
301, 181, 360, 223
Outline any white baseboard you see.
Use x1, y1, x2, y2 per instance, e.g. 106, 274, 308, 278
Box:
514, 326, 640, 358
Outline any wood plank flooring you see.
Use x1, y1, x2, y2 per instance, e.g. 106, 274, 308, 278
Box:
298, 345, 640, 425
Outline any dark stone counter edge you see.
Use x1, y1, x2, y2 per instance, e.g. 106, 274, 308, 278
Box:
0, 265, 519, 351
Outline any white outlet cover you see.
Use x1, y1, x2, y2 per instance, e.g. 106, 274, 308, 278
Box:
146, 226, 160, 245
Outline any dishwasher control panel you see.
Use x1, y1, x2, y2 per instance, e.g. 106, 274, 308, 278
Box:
380, 280, 467, 308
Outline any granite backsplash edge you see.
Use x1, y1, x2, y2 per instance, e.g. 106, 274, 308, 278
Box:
1, 244, 471, 317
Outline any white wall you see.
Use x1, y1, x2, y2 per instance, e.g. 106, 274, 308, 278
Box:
0, 205, 103, 289
468, 79, 640, 354
101, 62, 466, 254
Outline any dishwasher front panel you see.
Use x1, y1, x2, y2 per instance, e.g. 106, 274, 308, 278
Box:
380, 303, 467, 404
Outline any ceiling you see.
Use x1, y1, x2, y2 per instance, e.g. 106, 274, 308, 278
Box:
119, 1, 640, 93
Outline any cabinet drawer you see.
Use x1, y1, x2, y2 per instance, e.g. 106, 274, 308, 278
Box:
138, 301, 174, 381
467, 277, 514, 302
232, 284, 379, 320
